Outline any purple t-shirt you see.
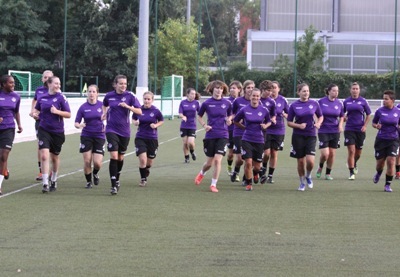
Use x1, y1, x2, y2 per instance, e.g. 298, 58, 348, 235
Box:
35, 92, 71, 133
227, 96, 237, 131
75, 101, 105, 139
133, 105, 164, 140
234, 104, 270, 144
179, 99, 200, 130
318, 96, 344, 134
198, 97, 232, 139
34, 85, 48, 101
0, 90, 21, 130
103, 90, 141, 137
287, 99, 322, 136
372, 106, 400, 140
232, 96, 250, 138
260, 97, 276, 118
343, 96, 371, 132
266, 95, 288, 135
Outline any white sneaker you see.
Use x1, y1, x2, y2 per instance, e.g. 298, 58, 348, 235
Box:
305, 177, 313, 189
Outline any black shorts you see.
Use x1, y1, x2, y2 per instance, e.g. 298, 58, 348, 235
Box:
106, 132, 130, 154
0, 128, 15, 150
318, 133, 340, 149
344, 130, 365, 149
35, 120, 40, 138
37, 127, 65, 155
290, 135, 316, 159
180, 128, 196, 138
203, 138, 227, 157
264, 134, 285, 151
241, 140, 264, 162
374, 138, 399, 160
135, 138, 158, 159
232, 136, 243, 154
227, 130, 234, 149
80, 136, 105, 155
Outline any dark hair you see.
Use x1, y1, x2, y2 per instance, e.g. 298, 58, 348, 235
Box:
243, 80, 255, 90
297, 83, 309, 92
383, 90, 395, 101
113, 74, 127, 84
186, 87, 200, 100
259, 80, 273, 91
325, 83, 338, 95
0, 75, 12, 89
47, 76, 60, 84
205, 80, 229, 96
272, 81, 280, 88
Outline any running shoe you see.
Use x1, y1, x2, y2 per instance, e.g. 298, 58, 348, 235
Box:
297, 183, 306, 191
305, 177, 313, 188
110, 186, 118, 195
93, 174, 100, 186
116, 181, 121, 191
266, 176, 274, 184
235, 175, 240, 182
195, 173, 204, 185
210, 186, 218, 193
373, 173, 380, 184
36, 173, 43, 181
139, 179, 147, 187
260, 175, 268, 184
253, 173, 259, 184
42, 184, 49, 193
3, 169, 9, 180
259, 167, 266, 177
85, 182, 92, 189
191, 152, 197, 161
230, 172, 237, 183
395, 172, 400, 180
245, 184, 253, 191
384, 184, 393, 192
227, 165, 232, 176
316, 167, 322, 179
50, 181, 57, 192
325, 174, 334, 180
184, 158, 190, 163
354, 167, 358, 175
348, 174, 355, 180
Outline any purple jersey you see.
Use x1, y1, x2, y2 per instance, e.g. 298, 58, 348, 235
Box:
133, 105, 164, 140
75, 101, 105, 139
318, 96, 344, 134
372, 106, 400, 140
35, 92, 71, 133
227, 96, 237, 131
198, 97, 232, 139
260, 97, 276, 118
287, 99, 322, 136
0, 90, 21, 130
103, 90, 141, 137
232, 96, 250, 137
343, 96, 371, 131
234, 104, 270, 144
267, 95, 289, 135
34, 85, 48, 101
179, 99, 200, 129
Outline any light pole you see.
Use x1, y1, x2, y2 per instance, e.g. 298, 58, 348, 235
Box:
63, 0, 67, 92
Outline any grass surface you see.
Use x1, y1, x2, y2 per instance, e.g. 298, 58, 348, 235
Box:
1, 120, 400, 276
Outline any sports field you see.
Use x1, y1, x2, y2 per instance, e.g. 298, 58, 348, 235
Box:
1, 119, 400, 276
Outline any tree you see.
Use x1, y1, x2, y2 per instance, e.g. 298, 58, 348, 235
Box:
271, 26, 326, 79
0, 0, 52, 73
124, 17, 215, 93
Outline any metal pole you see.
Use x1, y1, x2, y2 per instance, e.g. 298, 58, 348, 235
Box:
136, 0, 149, 101
154, 0, 158, 94
187, 0, 191, 26
293, 0, 298, 97
62, 0, 67, 92
195, 0, 202, 92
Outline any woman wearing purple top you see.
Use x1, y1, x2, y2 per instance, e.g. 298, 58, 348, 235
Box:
234, 88, 271, 191
343, 82, 371, 180
178, 88, 200, 163
316, 84, 344, 181
287, 83, 323, 191
396, 102, 400, 179
0, 75, 22, 195
132, 91, 164, 187
371, 90, 400, 192
33, 76, 71, 193
74, 85, 105, 189
230, 80, 254, 184
102, 75, 142, 195
194, 80, 232, 193
30, 70, 53, 181
226, 81, 242, 176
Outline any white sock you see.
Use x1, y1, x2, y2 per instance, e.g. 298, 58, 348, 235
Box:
306, 171, 312, 178
0, 175, 4, 189
200, 170, 206, 176
299, 176, 304, 184
51, 171, 58, 182
211, 178, 218, 186
42, 174, 49, 185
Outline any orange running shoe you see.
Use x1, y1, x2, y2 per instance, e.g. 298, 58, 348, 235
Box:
395, 172, 400, 180
36, 173, 43, 181
3, 169, 9, 180
209, 186, 218, 193
246, 184, 253, 191
194, 173, 204, 186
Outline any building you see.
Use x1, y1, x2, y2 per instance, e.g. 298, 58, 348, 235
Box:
247, 0, 400, 74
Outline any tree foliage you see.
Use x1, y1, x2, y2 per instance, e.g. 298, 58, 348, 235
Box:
124, 17, 215, 92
